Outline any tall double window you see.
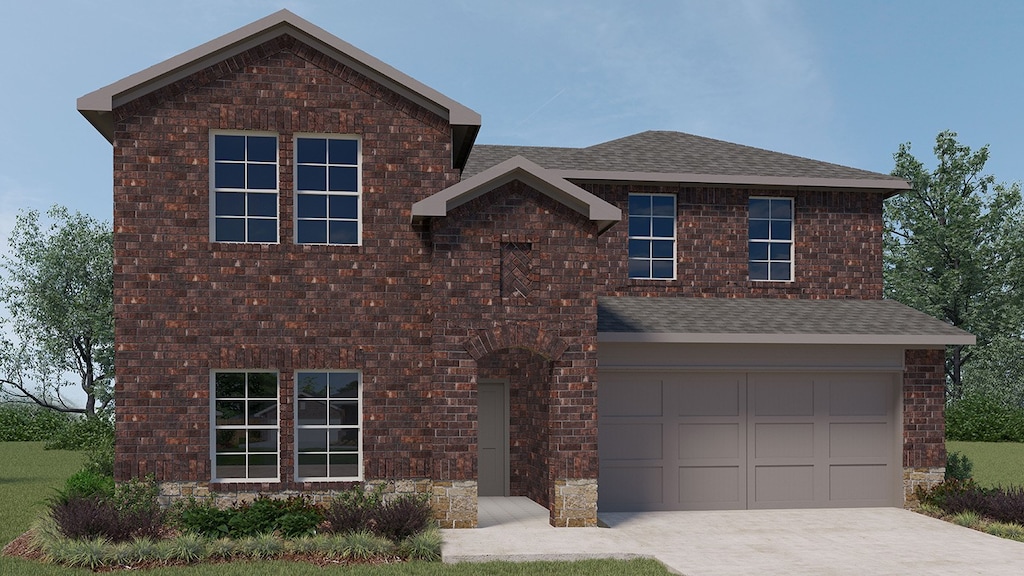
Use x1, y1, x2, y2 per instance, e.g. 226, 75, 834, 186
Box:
294, 136, 361, 245
211, 371, 279, 481
210, 132, 361, 245
749, 197, 793, 281
628, 193, 676, 279
212, 134, 279, 243
295, 371, 362, 481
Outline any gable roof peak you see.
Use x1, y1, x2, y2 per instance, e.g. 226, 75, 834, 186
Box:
77, 9, 481, 168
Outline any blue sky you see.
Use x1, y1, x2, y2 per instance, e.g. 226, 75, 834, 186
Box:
2, 0, 1023, 236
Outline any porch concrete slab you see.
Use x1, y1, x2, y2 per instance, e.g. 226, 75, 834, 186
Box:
442, 500, 1024, 575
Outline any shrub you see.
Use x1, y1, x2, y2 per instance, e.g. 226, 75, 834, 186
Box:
172, 494, 323, 539
172, 498, 233, 539
58, 468, 114, 502
81, 436, 115, 476
112, 475, 164, 520
0, 403, 73, 441
916, 478, 987, 513
51, 496, 130, 542
323, 485, 385, 534
44, 414, 114, 451
370, 493, 433, 541
49, 475, 164, 542
946, 395, 1024, 442
945, 451, 974, 482
919, 480, 1024, 525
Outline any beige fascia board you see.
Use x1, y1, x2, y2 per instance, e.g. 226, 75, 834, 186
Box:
552, 169, 911, 193
77, 9, 480, 144
597, 331, 976, 346
413, 156, 622, 232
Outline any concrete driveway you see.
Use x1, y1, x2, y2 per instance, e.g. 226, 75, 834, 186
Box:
443, 498, 1024, 575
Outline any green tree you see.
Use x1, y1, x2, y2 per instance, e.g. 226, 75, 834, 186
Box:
0, 206, 113, 417
885, 131, 1024, 401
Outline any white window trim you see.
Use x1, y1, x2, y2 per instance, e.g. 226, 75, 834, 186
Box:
628, 192, 677, 281
293, 370, 363, 482
293, 133, 363, 246
749, 196, 795, 283
209, 130, 280, 244
210, 370, 281, 483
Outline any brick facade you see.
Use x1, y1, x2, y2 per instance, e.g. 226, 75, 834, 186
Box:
112, 37, 457, 487
96, 16, 951, 527
585, 184, 884, 299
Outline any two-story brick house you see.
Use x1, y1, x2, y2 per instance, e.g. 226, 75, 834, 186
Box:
78, 10, 972, 528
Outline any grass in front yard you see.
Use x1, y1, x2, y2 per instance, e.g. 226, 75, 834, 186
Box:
0, 442, 670, 575
946, 441, 1024, 488
0, 441, 82, 544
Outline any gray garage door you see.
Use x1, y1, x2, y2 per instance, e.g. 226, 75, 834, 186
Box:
598, 371, 898, 511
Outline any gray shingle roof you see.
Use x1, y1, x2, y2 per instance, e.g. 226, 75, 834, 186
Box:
597, 297, 974, 346
464, 131, 906, 189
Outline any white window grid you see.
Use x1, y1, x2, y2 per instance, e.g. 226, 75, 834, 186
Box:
749, 196, 794, 282
294, 370, 362, 481
209, 131, 279, 244
628, 193, 677, 280
210, 371, 280, 483
294, 134, 362, 246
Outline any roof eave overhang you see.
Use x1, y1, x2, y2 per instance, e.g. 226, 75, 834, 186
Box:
549, 169, 911, 194
412, 156, 622, 233
76, 9, 481, 167
597, 332, 977, 347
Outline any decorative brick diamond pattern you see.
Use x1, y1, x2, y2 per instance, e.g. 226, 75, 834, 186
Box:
501, 242, 533, 299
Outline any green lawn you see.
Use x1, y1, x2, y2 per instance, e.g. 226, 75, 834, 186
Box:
0, 442, 668, 575
946, 441, 1024, 488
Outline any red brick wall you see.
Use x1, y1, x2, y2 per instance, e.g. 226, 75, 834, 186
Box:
582, 184, 884, 298
903, 349, 947, 468
427, 181, 601, 489
111, 37, 458, 486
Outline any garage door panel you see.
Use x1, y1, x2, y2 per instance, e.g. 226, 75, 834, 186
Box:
830, 376, 889, 416
830, 465, 890, 502
751, 375, 814, 416
677, 374, 742, 416
679, 466, 743, 508
679, 423, 740, 459
600, 377, 662, 417
830, 422, 891, 459
600, 466, 664, 511
754, 423, 814, 458
754, 465, 815, 504
601, 423, 663, 460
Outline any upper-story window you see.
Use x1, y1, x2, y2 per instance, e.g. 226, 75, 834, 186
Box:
628, 193, 676, 280
749, 197, 793, 281
211, 133, 278, 243
295, 136, 361, 245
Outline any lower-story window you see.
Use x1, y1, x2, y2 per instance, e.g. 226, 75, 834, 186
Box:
211, 371, 279, 481
295, 371, 362, 481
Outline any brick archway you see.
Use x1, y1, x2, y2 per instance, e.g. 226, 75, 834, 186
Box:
462, 323, 569, 361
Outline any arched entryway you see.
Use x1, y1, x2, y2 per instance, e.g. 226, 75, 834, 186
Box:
476, 347, 553, 506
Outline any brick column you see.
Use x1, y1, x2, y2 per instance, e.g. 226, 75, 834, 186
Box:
903, 348, 946, 504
